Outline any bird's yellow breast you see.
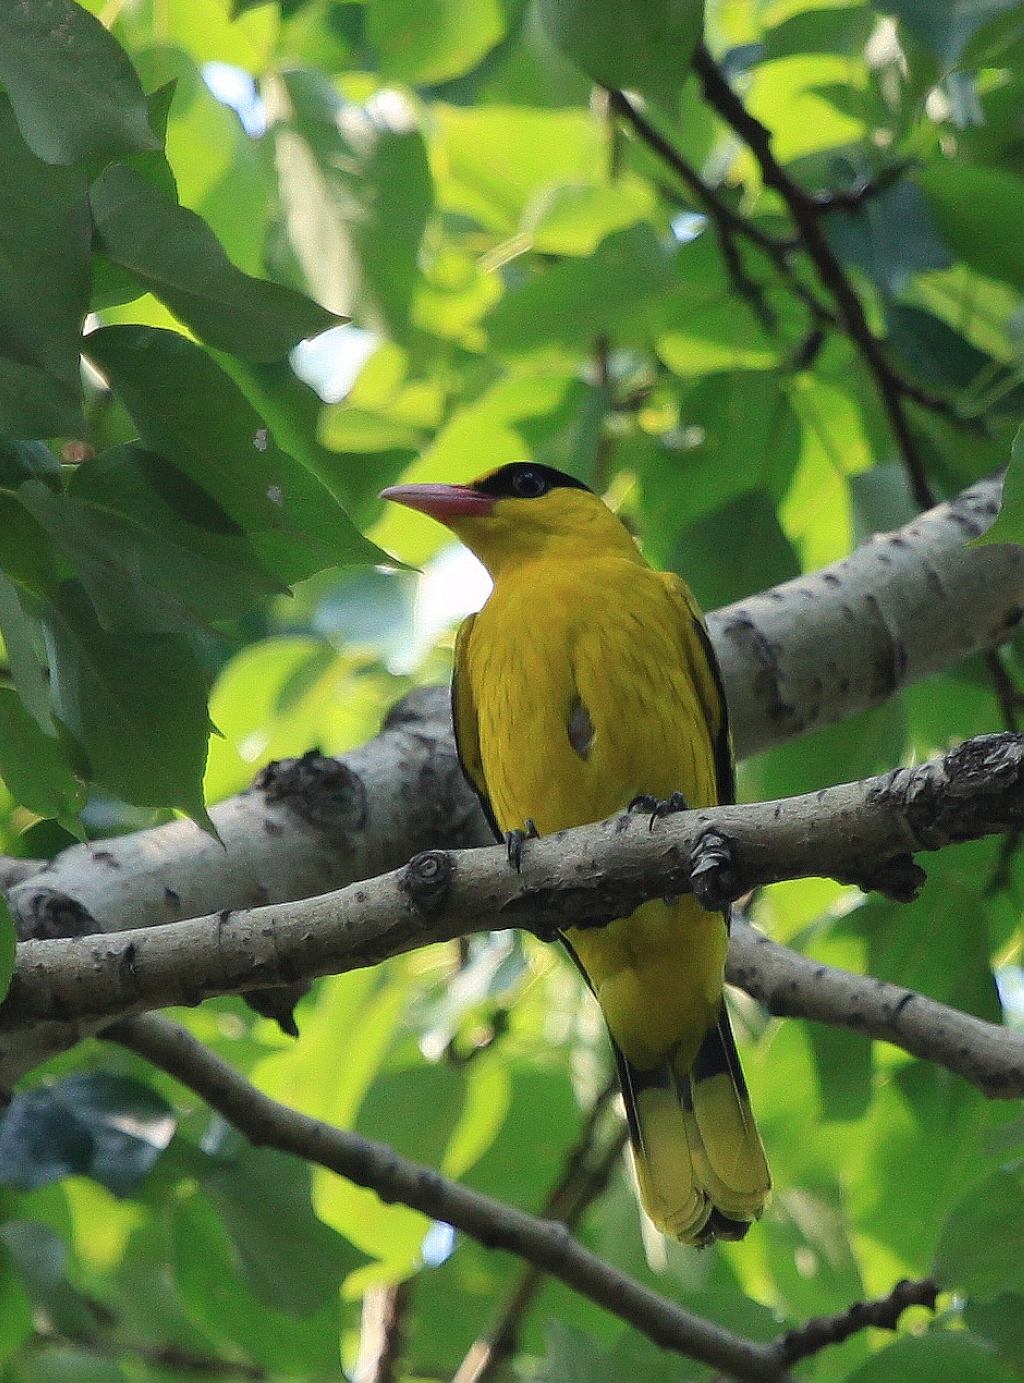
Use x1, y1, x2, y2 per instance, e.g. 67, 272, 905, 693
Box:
462, 554, 728, 1067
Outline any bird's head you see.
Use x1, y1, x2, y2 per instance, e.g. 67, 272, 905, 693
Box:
380, 462, 639, 577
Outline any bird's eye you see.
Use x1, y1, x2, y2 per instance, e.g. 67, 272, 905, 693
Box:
512, 468, 549, 499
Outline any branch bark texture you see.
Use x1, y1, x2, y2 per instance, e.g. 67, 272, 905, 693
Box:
6, 734, 1024, 1100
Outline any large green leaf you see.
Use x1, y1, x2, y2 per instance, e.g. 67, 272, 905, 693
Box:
0, 687, 84, 825
0, 1244, 31, 1365
0, 96, 89, 438
90, 164, 341, 361
486, 224, 676, 357
538, 0, 704, 105
42, 580, 212, 824
882, 0, 1023, 64
846, 1332, 1018, 1383
917, 163, 1024, 292
974, 425, 1024, 548
83, 326, 383, 579
367, 0, 507, 83
171, 1190, 346, 1374
0, 0, 157, 165
19, 449, 285, 633
201, 1145, 370, 1315
935, 1167, 1024, 1301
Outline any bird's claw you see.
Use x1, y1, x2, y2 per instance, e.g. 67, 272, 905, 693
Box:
628, 791, 690, 832
505, 818, 539, 872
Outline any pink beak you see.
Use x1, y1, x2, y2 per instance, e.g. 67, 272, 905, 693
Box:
379, 483, 494, 523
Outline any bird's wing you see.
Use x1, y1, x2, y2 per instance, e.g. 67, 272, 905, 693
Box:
451, 613, 502, 841
660, 571, 735, 807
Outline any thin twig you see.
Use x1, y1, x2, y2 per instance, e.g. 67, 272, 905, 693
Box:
607, 88, 834, 333
778, 1276, 939, 1365
105, 1014, 788, 1383
355, 1281, 412, 1383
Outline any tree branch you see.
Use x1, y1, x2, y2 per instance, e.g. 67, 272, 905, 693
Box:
453, 1076, 627, 1383
6, 733, 1024, 1102
607, 88, 835, 333
726, 922, 1022, 1098
104, 1014, 788, 1383
777, 1276, 938, 1366
691, 43, 950, 507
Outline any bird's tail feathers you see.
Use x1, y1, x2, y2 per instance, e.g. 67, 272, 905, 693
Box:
614, 1012, 770, 1246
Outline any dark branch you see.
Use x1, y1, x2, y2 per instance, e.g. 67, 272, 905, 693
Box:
691, 43, 946, 508
105, 1014, 787, 1383
778, 1277, 939, 1366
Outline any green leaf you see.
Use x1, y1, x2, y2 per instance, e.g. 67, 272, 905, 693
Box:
83, 326, 382, 580
367, 0, 507, 84
669, 490, 801, 612
974, 426, 1024, 548
0, 1221, 98, 1343
916, 163, 1024, 292
935, 1166, 1024, 1300
965, 1295, 1024, 1372
90, 165, 341, 361
805, 1022, 873, 1122
884, 306, 1024, 418
0, 895, 15, 1007
20, 450, 285, 632
0, 574, 54, 732
57, 1075, 176, 1198
538, 0, 704, 105
356, 1065, 467, 1168
42, 580, 212, 825
0, 1076, 174, 1198
0, 94, 89, 438
0, 0, 157, 165
0, 1243, 32, 1365
201, 1145, 369, 1315
0, 687, 84, 825
171, 1191, 345, 1373
826, 179, 951, 296
270, 71, 432, 342
486, 224, 676, 357
883, 0, 1023, 65
845, 1331, 1018, 1383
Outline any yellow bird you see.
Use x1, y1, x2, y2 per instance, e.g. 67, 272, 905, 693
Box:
381, 461, 770, 1244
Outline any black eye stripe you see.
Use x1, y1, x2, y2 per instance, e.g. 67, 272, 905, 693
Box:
472, 462, 591, 500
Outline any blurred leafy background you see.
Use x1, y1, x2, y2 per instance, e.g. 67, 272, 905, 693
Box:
1, 0, 1024, 1378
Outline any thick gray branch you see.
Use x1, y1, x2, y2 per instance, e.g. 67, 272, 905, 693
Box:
6, 734, 1024, 1098
7, 475, 1018, 949
106, 1014, 788, 1383
727, 923, 1021, 1098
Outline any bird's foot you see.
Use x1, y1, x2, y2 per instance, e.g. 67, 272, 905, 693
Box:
628, 791, 689, 832
505, 818, 539, 873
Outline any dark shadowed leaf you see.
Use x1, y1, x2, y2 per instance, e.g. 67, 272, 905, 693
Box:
83, 327, 383, 577
0, 896, 14, 1006
935, 1166, 1024, 1300
966, 1295, 1024, 1372
882, 0, 1022, 64
0, 0, 157, 165
0, 1091, 94, 1191
201, 1145, 369, 1315
0, 688, 84, 825
43, 581, 212, 825
539, 0, 704, 105
0, 96, 89, 438
0, 1243, 31, 1365
825, 179, 951, 295
54, 1075, 176, 1197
